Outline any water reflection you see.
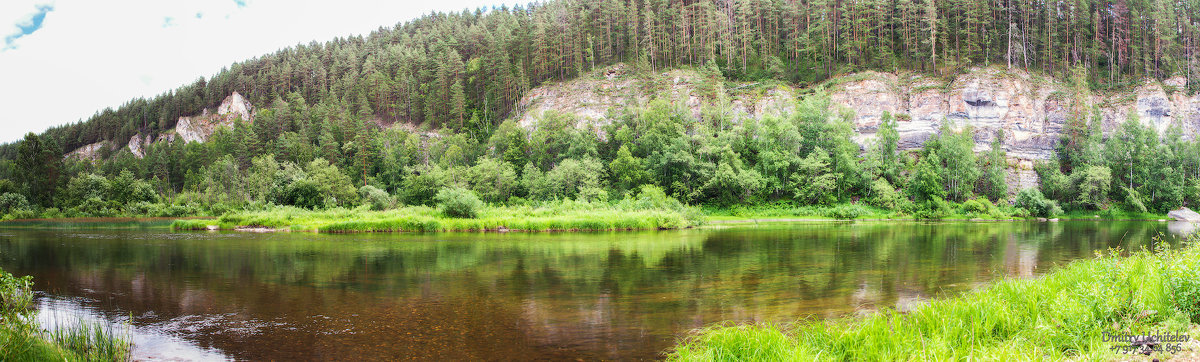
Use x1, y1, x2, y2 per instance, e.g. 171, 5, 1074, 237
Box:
0, 221, 1177, 360
37, 296, 228, 361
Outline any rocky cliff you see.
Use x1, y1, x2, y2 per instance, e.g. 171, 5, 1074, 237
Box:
69, 92, 255, 159
65, 66, 1200, 192
512, 65, 1200, 191
513, 64, 799, 137
827, 68, 1200, 190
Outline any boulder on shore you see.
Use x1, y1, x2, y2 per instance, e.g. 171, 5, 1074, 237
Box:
1168, 207, 1200, 222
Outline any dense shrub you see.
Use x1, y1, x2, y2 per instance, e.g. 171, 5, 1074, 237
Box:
1070, 165, 1111, 209
1120, 186, 1149, 214
961, 198, 988, 214
0, 193, 30, 215
905, 154, 945, 202
621, 185, 685, 211
822, 204, 870, 219
908, 196, 952, 219
281, 178, 324, 209
359, 185, 394, 211
537, 157, 605, 200
576, 186, 609, 203
866, 179, 905, 210
1014, 188, 1062, 217
434, 187, 484, 218
304, 158, 358, 207
401, 165, 449, 206
465, 158, 518, 203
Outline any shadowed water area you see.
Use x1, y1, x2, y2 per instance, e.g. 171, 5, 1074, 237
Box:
0, 220, 1183, 360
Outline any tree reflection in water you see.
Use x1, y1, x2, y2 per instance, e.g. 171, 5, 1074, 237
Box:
0, 220, 1175, 360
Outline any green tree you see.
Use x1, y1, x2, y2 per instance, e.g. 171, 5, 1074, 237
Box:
907, 153, 946, 202
873, 112, 901, 183
543, 158, 606, 200
14, 133, 62, 206
434, 187, 484, 218
608, 145, 650, 195
791, 147, 839, 205
935, 122, 980, 201
466, 158, 519, 203
305, 158, 359, 208
1072, 165, 1112, 210
977, 132, 1008, 201
402, 165, 450, 206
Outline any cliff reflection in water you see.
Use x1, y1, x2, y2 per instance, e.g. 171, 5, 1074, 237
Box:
0, 220, 1175, 360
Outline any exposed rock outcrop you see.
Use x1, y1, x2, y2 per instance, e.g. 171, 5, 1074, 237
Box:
824, 68, 1200, 191
173, 92, 253, 144
1169, 207, 1200, 222
128, 133, 152, 158
125, 92, 254, 158
827, 68, 1200, 159
509, 65, 1200, 192
66, 141, 109, 161
514, 64, 797, 138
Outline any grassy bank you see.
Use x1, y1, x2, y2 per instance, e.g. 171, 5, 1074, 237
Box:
702, 203, 894, 221
170, 200, 1173, 233
703, 200, 1170, 223
702, 200, 1023, 222
669, 236, 1200, 360
0, 269, 131, 362
1059, 209, 1169, 220
173, 199, 703, 233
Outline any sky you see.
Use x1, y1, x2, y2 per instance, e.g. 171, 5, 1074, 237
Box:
0, 0, 513, 144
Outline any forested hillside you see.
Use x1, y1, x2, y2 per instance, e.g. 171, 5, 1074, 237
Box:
7, 0, 1200, 157
0, 0, 1198, 220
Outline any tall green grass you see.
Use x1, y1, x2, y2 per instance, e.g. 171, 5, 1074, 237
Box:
173, 200, 703, 233
45, 317, 132, 362
670, 236, 1200, 361
705, 203, 893, 220
1060, 208, 1168, 221
0, 268, 131, 362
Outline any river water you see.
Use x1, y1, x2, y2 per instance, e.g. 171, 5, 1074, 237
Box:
0, 220, 1183, 360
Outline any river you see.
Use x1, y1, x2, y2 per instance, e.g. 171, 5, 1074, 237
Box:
0, 220, 1182, 360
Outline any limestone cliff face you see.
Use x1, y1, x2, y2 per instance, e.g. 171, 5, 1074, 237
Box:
831, 69, 1200, 156
65, 141, 108, 161
123, 92, 254, 158
513, 64, 798, 138
828, 68, 1200, 191
512, 65, 1200, 191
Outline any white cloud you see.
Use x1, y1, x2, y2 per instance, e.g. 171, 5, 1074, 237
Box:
0, 0, 513, 144
1, 0, 54, 47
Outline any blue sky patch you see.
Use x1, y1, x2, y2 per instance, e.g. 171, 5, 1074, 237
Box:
4, 4, 54, 49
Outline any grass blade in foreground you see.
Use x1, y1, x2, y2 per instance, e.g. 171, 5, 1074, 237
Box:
669, 235, 1200, 361
0, 268, 132, 361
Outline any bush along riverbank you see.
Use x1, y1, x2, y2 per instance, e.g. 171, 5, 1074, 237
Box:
173, 185, 703, 233
703, 197, 1166, 223
170, 187, 1173, 234
0, 268, 131, 361
668, 235, 1200, 361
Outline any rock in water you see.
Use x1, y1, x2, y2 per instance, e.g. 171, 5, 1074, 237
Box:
1168, 207, 1200, 222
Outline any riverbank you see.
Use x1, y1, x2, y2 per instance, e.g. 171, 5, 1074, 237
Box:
702, 203, 1167, 223
167, 201, 1173, 233
0, 269, 131, 362
668, 234, 1200, 360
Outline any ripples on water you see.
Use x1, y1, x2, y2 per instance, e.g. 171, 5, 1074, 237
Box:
37, 296, 229, 361
0, 220, 1185, 360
